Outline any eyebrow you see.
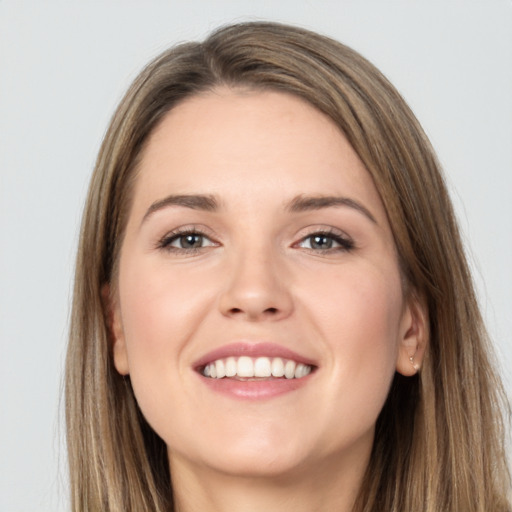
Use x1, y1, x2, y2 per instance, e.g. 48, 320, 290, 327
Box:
142, 194, 219, 224
141, 193, 377, 225
286, 195, 377, 224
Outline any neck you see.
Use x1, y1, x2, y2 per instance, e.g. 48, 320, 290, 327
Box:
169, 448, 370, 512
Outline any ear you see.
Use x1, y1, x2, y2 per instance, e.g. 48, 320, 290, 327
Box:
102, 284, 130, 376
395, 292, 428, 377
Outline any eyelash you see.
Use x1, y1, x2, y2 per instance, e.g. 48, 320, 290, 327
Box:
156, 227, 218, 254
295, 229, 355, 253
156, 227, 355, 254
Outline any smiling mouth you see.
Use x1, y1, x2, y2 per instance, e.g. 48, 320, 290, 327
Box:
201, 356, 314, 380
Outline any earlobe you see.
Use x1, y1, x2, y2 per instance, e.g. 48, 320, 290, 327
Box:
396, 292, 428, 377
102, 284, 130, 376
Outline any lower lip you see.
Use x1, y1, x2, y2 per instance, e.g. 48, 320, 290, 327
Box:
198, 373, 314, 400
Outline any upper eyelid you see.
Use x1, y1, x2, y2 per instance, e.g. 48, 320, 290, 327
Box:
294, 225, 353, 240
160, 224, 218, 239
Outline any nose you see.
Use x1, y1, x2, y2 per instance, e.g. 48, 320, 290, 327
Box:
218, 245, 294, 322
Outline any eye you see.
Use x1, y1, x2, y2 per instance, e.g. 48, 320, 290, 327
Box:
158, 229, 217, 252
297, 231, 354, 252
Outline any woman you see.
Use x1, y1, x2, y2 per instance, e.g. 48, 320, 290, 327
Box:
65, 22, 510, 511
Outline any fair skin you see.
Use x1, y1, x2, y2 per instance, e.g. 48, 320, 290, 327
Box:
109, 89, 426, 512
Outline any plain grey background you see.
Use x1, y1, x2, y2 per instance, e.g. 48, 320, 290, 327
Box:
1, 2, 511, 510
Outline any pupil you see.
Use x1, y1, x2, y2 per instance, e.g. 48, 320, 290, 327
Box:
182, 234, 202, 248
312, 235, 332, 249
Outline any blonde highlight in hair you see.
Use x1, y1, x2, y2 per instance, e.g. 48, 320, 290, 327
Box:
66, 21, 510, 511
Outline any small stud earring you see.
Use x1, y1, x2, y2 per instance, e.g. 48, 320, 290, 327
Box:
409, 356, 420, 372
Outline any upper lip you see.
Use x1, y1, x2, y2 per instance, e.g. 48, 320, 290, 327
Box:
193, 342, 318, 370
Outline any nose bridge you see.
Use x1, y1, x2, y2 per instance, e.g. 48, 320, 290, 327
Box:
218, 237, 293, 320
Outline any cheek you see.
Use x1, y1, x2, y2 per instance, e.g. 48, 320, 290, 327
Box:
119, 258, 212, 348
116, 258, 216, 433
116, 258, 216, 400
335, 260, 400, 331
301, 263, 403, 415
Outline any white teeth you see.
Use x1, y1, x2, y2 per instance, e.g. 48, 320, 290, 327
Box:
284, 360, 296, 379
237, 356, 254, 377
202, 356, 313, 380
203, 356, 313, 379
215, 359, 226, 379
254, 357, 272, 377
225, 357, 237, 377
295, 363, 311, 378
271, 357, 285, 377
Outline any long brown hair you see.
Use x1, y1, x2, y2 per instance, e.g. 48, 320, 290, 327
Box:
65, 21, 511, 511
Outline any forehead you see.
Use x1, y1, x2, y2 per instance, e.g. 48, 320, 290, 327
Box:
131, 88, 387, 221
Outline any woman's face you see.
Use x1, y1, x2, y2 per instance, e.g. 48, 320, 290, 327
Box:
110, 89, 423, 481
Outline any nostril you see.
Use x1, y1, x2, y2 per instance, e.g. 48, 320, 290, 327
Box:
227, 306, 279, 317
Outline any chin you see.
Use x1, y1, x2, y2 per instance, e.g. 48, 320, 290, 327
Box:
202, 448, 312, 480
167, 426, 317, 480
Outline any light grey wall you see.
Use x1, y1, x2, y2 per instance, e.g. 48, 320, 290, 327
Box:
1, 2, 510, 510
